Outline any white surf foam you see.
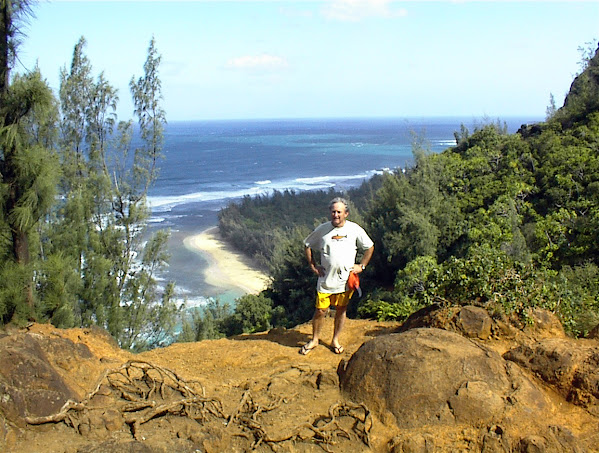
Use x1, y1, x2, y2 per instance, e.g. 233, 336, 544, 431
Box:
148, 169, 388, 213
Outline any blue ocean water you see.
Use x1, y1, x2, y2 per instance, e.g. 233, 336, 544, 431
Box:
147, 117, 540, 306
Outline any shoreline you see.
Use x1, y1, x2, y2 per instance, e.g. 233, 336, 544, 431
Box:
183, 226, 270, 297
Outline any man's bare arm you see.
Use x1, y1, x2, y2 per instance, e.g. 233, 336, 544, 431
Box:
353, 245, 374, 274
305, 246, 324, 276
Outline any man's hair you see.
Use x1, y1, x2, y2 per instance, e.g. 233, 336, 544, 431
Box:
329, 197, 349, 213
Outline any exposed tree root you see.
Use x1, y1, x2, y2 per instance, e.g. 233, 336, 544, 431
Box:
25, 360, 372, 451
228, 390, 372, 451
25, 400, 85, 425
25, 360, 224, 439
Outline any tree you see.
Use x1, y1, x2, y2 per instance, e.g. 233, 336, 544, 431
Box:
112, 37, 176, 349
53, 36, 118, 328
546, 93, 557, 120
0, 1, 32, 94
129, 36, 165, 194
0, 1, 60, 321
178, 300, 232, 342
48, 36, 177, 349
267, 226, 316, 326
0, 5, 178, 343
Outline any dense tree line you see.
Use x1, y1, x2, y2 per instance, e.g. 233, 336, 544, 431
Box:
0, 2, 177, 350
184, 43, 599, 340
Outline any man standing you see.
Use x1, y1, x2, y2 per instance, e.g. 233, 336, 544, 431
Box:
300, 197, 374, 355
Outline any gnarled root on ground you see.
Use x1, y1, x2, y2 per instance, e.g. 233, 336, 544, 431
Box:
25, 360, 225, 439
229, 390, 372, 452
25, 360, 372, 451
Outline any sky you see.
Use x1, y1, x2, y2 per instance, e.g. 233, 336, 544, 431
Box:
17, 0, 599, 122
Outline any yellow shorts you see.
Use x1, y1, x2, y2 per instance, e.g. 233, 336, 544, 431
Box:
316, 290, 354, 309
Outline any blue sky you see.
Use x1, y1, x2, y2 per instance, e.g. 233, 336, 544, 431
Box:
18, 0, 599, 121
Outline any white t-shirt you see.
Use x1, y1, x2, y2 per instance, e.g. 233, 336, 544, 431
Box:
304, 220, 374, 294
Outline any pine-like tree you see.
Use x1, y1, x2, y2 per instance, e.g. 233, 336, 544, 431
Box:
0, 1, 60, 322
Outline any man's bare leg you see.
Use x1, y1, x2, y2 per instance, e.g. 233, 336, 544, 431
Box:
331, 305, 347, 352
301, 308, 327, 353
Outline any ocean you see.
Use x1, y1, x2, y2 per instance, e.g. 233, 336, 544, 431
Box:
147, 116, 540, 307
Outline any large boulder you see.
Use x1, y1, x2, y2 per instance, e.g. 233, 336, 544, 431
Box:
338, 327, 595, 451
339, 328, 549, 428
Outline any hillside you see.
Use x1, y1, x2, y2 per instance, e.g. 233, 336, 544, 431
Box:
1, 306, 598, 452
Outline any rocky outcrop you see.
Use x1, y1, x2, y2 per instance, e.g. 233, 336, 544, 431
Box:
504, 338, 599, 416
398, 304, 566, 343
561, 44, 599, 125
338, 307, 599, 451
0, 332, 84, 425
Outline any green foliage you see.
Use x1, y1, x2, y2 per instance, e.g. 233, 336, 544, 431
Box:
36, 253, 80, 327
129, 36, 165, 193
266, 226, 318, 326
358, 257, 440, 321
550, 263, 599, 336
0, 67, 60, 321
0, 261, 31, 324
218, 189, 333, 268
394, 256, 442, 306
178, 299, 232, 342
358, 293, 422, 322
221, 293, 274, 336
118, 230, 180, 351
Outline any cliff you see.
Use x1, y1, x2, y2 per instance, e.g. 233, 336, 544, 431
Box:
1, 305, 598, 452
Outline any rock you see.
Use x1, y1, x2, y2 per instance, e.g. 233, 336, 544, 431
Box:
481, 425, 510, 453
338, 327, 598, 450
522, 308, 566, 339
397, 304, 459, 332
101, 408, 124, 431
0, 334, 80, 424
398, 305, 493, 340
338, 328, 550, 429
389, 433, 435, 453
503, 338, 599, 415
448, 380, 504, 425
519, 435, 547, 453
456, 306, 492, 339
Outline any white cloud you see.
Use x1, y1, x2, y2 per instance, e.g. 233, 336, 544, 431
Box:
225, 54, 289, 71
321, 0, 408, 22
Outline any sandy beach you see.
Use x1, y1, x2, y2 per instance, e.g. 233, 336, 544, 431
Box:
183, 227, 270, 296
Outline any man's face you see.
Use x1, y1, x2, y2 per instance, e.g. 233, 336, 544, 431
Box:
330, 202, 348, 227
